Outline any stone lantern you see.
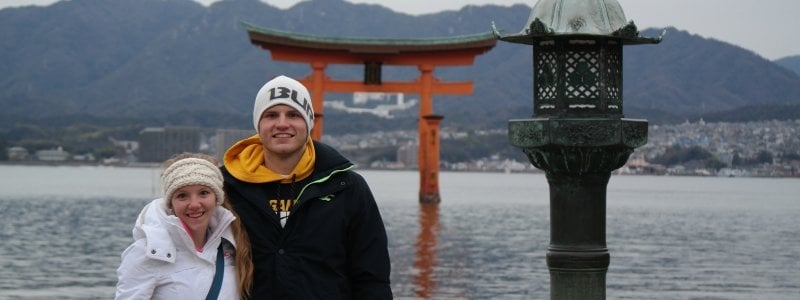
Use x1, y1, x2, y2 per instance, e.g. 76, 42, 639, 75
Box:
492, 0, 662, 298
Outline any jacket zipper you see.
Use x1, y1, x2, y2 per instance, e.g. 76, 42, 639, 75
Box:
291, 165, 354, 213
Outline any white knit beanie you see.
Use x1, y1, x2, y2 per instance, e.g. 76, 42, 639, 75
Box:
160, 157, 225, 211
253, 75, 315, 134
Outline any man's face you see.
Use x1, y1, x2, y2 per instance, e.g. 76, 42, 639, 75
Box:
258, 104, 308, 158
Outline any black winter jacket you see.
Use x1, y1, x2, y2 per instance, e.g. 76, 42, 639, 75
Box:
222, 141, 392, 299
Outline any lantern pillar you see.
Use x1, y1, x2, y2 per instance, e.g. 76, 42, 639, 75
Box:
493, 0, 662, 297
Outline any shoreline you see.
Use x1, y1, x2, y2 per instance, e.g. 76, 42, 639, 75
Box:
1, 161, 797, 179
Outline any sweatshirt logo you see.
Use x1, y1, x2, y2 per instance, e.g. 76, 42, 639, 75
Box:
269, 198, 295, 213
269, 198, 296, 227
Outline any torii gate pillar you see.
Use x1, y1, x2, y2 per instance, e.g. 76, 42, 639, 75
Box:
419, 114, 444, 203
309, 61, 327, 141
418, 64, 441, 203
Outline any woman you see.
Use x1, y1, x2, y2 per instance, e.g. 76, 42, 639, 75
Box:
116, 153, 252, 299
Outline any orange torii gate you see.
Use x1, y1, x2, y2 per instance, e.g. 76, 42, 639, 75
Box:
244, 23, 496, 203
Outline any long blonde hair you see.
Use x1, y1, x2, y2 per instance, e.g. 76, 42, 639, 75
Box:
164, 153, 253, 299
221, 197, 253, 299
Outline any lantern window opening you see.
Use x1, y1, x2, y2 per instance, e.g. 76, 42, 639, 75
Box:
568, 104, 597, 109
539, 40, 556, 46
569, 39, 597, 45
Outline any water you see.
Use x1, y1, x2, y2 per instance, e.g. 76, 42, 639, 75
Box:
0, 165, 798, 299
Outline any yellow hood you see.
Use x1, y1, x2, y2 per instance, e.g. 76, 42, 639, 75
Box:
223, 134, 315, 183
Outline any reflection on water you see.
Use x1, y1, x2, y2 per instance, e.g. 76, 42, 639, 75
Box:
1, 166, 799, 299
413, 203, 440, 298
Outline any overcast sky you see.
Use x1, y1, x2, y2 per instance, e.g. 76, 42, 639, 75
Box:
2, 0, 797, 60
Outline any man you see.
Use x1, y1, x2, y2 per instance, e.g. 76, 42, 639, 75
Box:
221, 75, 392, 299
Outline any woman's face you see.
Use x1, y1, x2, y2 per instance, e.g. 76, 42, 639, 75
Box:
170, 184, 217, 238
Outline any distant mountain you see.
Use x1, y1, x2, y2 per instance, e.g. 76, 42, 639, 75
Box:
1, 0, 799, 135
623, 29, 800, 119
700, 104, 800, 123
775, 55, 800, 76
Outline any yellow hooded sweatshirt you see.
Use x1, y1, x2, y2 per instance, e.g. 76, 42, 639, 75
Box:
223, 134, 315, 184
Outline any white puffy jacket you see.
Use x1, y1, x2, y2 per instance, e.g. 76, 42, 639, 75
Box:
115, 198, 239, 300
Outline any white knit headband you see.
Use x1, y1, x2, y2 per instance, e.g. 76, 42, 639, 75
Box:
160, 157, 225, 211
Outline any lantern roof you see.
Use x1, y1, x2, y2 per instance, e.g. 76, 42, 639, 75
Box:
492, 0, 663, 45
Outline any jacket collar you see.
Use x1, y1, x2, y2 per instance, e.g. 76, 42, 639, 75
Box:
133, 198, 236, 263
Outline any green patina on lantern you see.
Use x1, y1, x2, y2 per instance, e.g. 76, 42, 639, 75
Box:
493, 0, 663, 298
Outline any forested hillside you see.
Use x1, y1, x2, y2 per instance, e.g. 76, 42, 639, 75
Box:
1, 0, 799, 135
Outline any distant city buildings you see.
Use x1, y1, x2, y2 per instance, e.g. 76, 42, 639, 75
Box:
396, 142, 418, 169
324, 92, 418, 119
212, 129, 255, 162
625, 119, 800, 177
6, 146, 97, 164
35, 146, 70, 162
135, 127, 255, 163
3, 120, 799, 177
137, 127, 201, 163
6, 146, 29, 161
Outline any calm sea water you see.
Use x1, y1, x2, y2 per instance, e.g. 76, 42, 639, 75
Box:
0, 165, 798, 299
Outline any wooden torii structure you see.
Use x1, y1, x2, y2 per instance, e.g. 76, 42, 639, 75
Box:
244, 22, 497, 203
